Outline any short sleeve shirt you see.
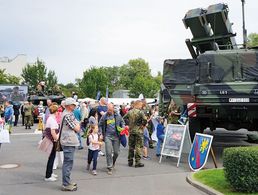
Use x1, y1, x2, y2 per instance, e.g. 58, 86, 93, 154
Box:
45, 114, 59, 141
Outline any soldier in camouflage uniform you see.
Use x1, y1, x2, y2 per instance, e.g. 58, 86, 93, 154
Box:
123, 100, 147, 167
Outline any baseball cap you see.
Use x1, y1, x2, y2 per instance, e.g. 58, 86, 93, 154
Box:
88, 116, 97, 125
65, 97, 78, 106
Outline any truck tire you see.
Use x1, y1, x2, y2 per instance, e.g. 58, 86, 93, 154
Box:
189, 118, 202, 141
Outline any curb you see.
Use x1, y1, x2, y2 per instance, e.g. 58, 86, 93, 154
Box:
186, 172, 223, 195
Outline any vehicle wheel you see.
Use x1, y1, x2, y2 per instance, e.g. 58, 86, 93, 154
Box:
189, 118, 203, 141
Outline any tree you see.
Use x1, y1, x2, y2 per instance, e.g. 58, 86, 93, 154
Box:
46, 70, 58, 91
120, 58, 151, 89
79, 67, 109, 99
247, 33, 258, 47
129, 75, 160, 98
0, 69, 21, 84
21, 59, 58, 93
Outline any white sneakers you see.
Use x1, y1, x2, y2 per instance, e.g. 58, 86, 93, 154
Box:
45, 173, 58, 182
44, 176, 57, 182
52, 173, 58, 178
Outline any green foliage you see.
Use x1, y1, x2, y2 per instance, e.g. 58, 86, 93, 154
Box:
129, 75, 160, 98
79, 67, 109, 99
0, 69, 21, 84
223, 146, 258, 193
248, 33, 258, 47
78, 58, 162, 99
21, 59, 58, 92
59, 82, 82, 98
193, 169, 258, 195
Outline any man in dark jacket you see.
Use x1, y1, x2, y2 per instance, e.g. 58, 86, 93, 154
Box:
13, 103, 20, 126
99, 103, 125, 175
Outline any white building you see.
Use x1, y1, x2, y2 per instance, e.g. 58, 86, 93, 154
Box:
0, 54, 27, 77
112, 89, 130, 98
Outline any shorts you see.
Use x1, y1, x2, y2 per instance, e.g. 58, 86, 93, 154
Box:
144, 139, 149, 148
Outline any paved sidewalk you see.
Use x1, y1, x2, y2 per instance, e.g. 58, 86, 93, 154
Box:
0, 126, 205, 195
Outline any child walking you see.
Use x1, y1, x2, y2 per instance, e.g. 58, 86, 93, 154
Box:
86, 125, 103, 175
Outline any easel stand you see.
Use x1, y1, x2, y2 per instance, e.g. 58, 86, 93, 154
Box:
159, 124, 192, 167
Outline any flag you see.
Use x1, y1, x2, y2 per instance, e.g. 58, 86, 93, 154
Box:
96, 90, 101, 100
106, 86, 109, 102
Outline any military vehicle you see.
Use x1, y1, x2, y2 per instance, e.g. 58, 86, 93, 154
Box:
28, 83, 65, 121
159, 2, 258, 140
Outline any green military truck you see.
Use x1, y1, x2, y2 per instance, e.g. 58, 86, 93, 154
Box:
159, 3, 258, 140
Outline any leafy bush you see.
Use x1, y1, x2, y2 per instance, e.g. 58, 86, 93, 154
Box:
223, 146, 258, 193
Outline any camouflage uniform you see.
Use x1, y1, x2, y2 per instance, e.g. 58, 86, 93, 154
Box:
24, 103, 33, 129
124, 108, 147, 166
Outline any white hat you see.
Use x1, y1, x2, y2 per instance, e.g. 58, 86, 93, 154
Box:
65, 97, 78, 106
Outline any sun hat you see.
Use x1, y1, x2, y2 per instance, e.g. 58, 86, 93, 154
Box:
65, 97, 78, 106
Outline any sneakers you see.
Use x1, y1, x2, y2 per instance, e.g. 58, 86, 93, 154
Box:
107, 168, 112, 175
78, 146, 84, 150
99, 151, 105, 156
128, 162, 133, 167
135, 163, 144, 168
92, 170, 97, 175
45, 176, 57, 182
142, 156, 151, 160
51, 173, 58, 178
61, 184, 77, 191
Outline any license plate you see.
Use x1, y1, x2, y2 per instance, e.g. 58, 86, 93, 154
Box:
229, 98, 250, 103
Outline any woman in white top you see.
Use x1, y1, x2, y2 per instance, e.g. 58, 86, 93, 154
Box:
44, 105, 59, 182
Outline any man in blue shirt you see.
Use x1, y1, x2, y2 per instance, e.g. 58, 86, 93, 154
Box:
4, 100, 14, 133
73, 103, 83, 150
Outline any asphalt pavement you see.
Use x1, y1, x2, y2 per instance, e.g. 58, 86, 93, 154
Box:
0, 124, 205, 195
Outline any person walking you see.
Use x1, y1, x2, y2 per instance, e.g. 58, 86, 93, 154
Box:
99, 103, 125, 175
86, 125, 103, 175
44, 104, 59, 182
124, 100, 147, 168
60, 97, 80, 191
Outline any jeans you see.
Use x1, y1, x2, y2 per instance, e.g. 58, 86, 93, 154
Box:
87, 149, 98, 170
45, 142, 56, 178
105, 136, 120, 169
156, 135, 165, 155
14, 114, 19, 126
62, 146, 76, 186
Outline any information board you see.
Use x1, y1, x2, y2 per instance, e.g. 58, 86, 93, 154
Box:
159, 124, 191, 167
0, 85, 28, 102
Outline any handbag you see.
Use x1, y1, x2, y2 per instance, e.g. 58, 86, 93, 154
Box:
56, 115, 67, 152
0, 124, 10, 143
38, 136, 53, 156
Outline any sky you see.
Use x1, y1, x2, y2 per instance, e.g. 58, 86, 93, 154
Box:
0, 0, 257, 84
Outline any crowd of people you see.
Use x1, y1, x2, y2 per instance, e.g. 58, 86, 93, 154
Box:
0, 95, 184, 191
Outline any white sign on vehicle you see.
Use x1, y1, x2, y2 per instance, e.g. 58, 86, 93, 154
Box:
229, 98, 250, 103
